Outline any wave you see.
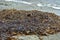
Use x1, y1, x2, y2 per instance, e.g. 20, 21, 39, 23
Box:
51, 6, 60, 9
37, 3, 60, 10
5, 0, 32, 5
5, 0, 60, 10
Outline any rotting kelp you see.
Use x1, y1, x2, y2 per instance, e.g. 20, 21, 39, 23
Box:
0, 9, 60, 40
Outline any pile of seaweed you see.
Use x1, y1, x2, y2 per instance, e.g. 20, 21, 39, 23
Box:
0, 9, 60, 40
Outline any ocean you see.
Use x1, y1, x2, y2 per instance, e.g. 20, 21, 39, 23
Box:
0, 0, 60, 15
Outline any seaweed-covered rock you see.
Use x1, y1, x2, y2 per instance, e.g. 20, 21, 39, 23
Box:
0, 9, 60, 40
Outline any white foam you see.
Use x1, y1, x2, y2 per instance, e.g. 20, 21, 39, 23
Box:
37, 3, 43, 6
5, 0, 15, 1
18, 1, 32, 5
36, 3, 60, 10
47, 4, 60, 9
5, 0, 32, 5
51, 6, 60, 9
